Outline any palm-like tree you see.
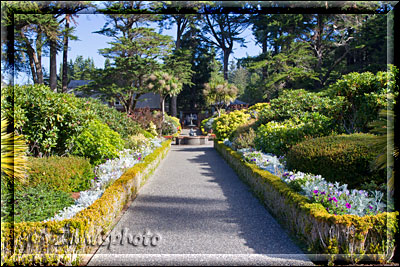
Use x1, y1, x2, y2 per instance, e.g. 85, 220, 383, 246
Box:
1, 118, 28, 185
369, 109, 397, 196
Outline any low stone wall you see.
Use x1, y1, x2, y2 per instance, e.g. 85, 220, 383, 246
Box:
214, 140, 398, 263
175, 136, 214, 145
1, 140, 171, 266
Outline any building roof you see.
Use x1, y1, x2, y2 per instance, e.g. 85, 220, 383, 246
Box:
135, 92, 161, 109
67, 80, 92, 89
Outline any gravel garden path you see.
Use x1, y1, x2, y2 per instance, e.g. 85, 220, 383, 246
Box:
88, 144, 313, 266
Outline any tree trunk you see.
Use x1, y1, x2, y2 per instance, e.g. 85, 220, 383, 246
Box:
132, 93, 143, 113
34, 32, 44, 84
25, 45, 38, 84
170, 18, 184, 118
50, 39, 57, 92
62, 20, 69, 93
223, 49, 230, 80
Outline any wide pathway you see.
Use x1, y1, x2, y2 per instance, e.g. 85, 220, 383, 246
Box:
88, 144, 313, 266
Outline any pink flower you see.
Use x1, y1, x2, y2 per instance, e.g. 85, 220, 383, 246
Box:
346, 203, 351, 209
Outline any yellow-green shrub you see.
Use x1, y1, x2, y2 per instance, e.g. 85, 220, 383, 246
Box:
212, 110, 250, 140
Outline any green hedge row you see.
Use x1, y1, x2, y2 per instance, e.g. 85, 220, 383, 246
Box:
214, 141, 398, 264
1, 140, 171, 266
285, 133, 385, 189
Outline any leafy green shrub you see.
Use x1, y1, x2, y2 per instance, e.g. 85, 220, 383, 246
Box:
1, 84, 96, 157
255, 120, 307, 155
23, 156, 94, 192
326, 66, 398, 133
285, 133, 385, 189
212, 110, 250, 140
85, 99, 143, 139
71, 120, 124, 165
247, 103, 272, 119
257, 89, 345, 127
230, 120, 257, 150
255, 112, 335, 155
1, 184, 75, 223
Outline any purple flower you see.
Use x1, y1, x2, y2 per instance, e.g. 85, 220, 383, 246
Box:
313, 190, 319, 194
332, 197, 338, 203
368, 205, 373, 210
321, 191, 326, 195
94, 177, 97, 180
346, 203, 351, 209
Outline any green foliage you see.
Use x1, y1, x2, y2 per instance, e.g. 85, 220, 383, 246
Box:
255, 119, 307, 155
264, 42, 319, 94
1, 184, 75, 223
326, 66, 398, 133
1, 84, 96, 157
145, 71, 183, 119
203, 74, 239, 116
212, 110, 250, 140
84, 27, 174, 114
258, 89, 345, 126
85, 98, 143, 139
1, 117, 29, 185
368, 110, 397, 196
247, 102, 271, 119
285, 133, 386, 189
61, 56, 97, 85
255, 112, 335, 155
23, 156, 94, 193
230, 120, 257, 150
71, 120, 124, 166
240, 71, 266, 104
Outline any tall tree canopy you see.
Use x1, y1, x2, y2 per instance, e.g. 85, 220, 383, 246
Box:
81, 27, 174, 114
201, 3, 250, 80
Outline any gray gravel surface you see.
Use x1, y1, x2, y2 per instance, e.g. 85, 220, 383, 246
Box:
88, 144, 313, 266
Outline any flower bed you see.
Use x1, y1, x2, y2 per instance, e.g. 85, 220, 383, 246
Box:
232, 145, 386, 218
215, 140, 398, 263
1, 140, 171, 266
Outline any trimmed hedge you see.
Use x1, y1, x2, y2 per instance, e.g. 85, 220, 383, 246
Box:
1, 140, 171, 266
23, 156, 94, 193
285, 133, 385, 189
214, 141, 398, 263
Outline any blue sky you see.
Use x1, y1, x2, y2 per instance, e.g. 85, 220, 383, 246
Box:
16, 14, 261, 84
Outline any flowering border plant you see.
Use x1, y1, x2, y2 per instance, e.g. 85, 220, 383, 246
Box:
45, 138, 163, 222
223, 138, 386, 217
